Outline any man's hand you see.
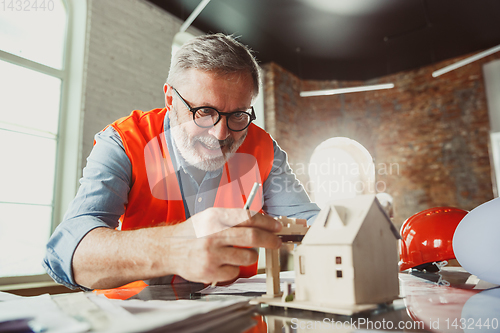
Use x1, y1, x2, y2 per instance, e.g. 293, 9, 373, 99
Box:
168, 207, 282, 284
73, 207, 281, 289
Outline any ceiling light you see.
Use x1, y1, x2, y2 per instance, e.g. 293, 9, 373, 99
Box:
299, 0, 393, 16
300, 83, 395, 97
432, 44, 500, 77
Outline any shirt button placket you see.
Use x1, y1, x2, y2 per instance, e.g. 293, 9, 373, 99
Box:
196, 196, 204, 213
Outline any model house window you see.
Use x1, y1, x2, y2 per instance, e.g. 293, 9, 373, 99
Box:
336, 256, 342, 264
0, 0, 84, 283
336, 270, 343, 278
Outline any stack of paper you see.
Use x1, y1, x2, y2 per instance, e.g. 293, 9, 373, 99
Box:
0, 292, 90, 333
0, 290, 254, 333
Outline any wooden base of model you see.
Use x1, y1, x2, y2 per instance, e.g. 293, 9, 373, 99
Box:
251, 295, 387, 316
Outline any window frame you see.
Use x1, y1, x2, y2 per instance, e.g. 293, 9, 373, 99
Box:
0, 0, 87, 289
491, 132, 500, 197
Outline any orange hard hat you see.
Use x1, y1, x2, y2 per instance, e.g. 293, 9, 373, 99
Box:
399, 207, 468, 271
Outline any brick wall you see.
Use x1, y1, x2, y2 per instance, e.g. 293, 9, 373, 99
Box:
263, 52, 499, 228
80, 0, 201, 170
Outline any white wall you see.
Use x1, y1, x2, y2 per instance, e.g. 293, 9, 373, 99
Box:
80, 0, 202, 170
484, 59, 500, 133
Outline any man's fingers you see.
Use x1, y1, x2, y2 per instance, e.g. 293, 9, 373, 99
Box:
210, 208, 281, 232
216, 246, 259, 267
200, 248, 257, 284
235, 210, 282, 233
216, 226, 282, 249
176, 207, 284, 284
190, 207, 282, 239
208, 265, 240, 284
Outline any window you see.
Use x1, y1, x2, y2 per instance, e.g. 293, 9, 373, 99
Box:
336, 256, 342, 265
490, 132, 500, 196
0, 0, 86, 284
336, 270, 343, 278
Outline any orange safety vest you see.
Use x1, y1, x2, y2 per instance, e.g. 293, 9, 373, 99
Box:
109, 108, 274, 278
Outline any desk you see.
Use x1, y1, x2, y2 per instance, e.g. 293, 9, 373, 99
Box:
92, 268, 499, 332
1, 268, 498, 332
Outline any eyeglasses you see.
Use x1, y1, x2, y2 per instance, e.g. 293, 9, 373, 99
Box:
171, 87, 256, 132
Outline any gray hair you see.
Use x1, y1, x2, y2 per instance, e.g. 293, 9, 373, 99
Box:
167, 33, 260, 97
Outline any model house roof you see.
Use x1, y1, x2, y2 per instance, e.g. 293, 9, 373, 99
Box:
302, 194, 400, 245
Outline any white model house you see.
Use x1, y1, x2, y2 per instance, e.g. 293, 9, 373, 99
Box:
294, 194, 400, 309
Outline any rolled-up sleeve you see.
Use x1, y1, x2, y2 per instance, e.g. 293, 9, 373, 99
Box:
43, 127, 131, 290
263, 140, 320, 225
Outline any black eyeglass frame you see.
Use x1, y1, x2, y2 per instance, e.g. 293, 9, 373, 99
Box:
171, 87, 256, 132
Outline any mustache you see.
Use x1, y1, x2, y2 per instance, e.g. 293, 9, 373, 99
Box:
194, 135, 234, 148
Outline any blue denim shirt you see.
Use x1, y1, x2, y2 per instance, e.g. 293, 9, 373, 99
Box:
43, 112, 320, 290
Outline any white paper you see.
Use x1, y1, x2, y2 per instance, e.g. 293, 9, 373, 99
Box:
0, 293, 90, 333
200, 270, 295, 294
90, 298, 251, 333
1, 287, 258, 333
0, 291, 23, 301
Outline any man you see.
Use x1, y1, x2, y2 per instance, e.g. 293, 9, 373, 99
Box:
43, 33, 319, 291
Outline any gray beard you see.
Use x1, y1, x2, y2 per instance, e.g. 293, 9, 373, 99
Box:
169, 110, 247, 172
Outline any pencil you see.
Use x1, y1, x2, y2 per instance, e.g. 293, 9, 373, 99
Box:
243, 182, 261, 210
